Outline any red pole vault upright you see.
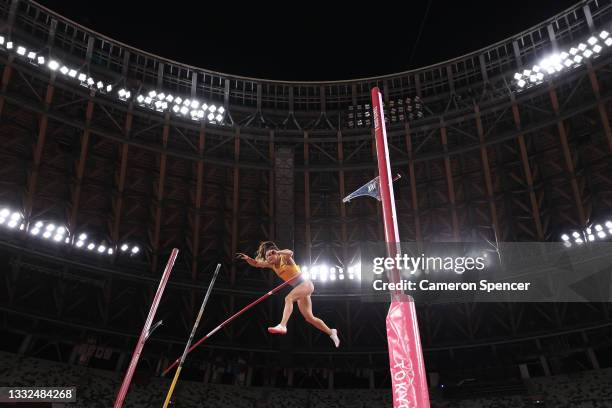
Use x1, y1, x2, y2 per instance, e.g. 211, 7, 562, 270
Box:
113, 248, 179, 408
371, 87, 430, 408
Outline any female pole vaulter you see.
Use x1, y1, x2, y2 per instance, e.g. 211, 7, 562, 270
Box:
237, 241, 340, 348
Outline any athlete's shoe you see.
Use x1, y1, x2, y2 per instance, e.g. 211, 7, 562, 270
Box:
330, 329, 340, 348
267, 324, 287, 334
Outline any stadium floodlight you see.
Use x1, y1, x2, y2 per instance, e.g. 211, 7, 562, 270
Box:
578, 43, 587, 51
48, 60, 60, 71
182, 99, 191, 107
10, 212, 21, 220
209, 105, 217, 113
174, 97, 182, 105
87, 77, 95, 86
87, 243, 95, 250
197, 110, 205, 119
595, 224, 603, 232
75, 240, 84, 248
310, 266, 319, 280
588, 36, 598, 46
6, 41, 13, 49
34, 221, 43, 228
600, 30, 610, 39
0, 218, 5, 225
37, 56, 45, 65
172, 105, 180, 113
180, 106, 189, 115
64, 237, 70, 243
155, 100, 163, 110
53, 234, 62, 242
218, 106, 225, 114
157, 92, 165, 101
588, 234, 595, 242
56, 226, 66, 235
320, 265, 329, 282
97, 245, 106, 253
606, 38, 612, 46
27, 51, 36, 60
165, 94, 174, 102
120, 243, 129, 252
108, 248, 114, 255
78, 73, 87, 82
572, 231, 581, 238
517, 79, 526, 88
597, 231, 606, 239
7, 220, 17, 228
574, 55, 583, 63
78, 233, 87, 240
353, 263, 362, 280
593, 44, 603, 53
606, 221, 612, 229
190, 100, 199, 109
42, 230, 52, 238
215, 113, 223, 122
68, 69, 77, 78
584, 49, 594, 58
0, 36, 4, 45
514, 73, 522, 80
106, 84, 112, 92
148, 90, 157, 98
59, 66, 69, 75
137, 95, 145, 103
30, 228, 40, 236
202, 103, 208, 111
161, 101, 168, 110
131, 246, 140, 254
46, 224, 55, 231
16, 46, 26, 56
144, 96, 153, 104
207, 113, 215, 121
0, 208, 9, 218
96, 81, 104, 89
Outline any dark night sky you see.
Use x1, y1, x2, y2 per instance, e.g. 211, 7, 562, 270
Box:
37, 0, 578, 81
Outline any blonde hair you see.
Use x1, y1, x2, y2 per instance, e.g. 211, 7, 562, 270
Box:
255, 241, 278, 262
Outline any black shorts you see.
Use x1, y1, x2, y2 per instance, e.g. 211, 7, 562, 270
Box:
289, 274, 307, 287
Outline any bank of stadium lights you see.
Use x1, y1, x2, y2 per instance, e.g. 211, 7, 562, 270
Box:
0, 205, 141, 257
514, 30, 612, 90
301, 264, 361, 282
345, 97, 423, 129
561, 220, 612, 247
135, 90, 226, 124
0, 37, 226, 125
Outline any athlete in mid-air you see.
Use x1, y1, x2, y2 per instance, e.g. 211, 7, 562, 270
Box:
237, 241, 340, 348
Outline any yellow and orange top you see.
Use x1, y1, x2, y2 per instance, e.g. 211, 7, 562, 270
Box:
271, 254, 301, 282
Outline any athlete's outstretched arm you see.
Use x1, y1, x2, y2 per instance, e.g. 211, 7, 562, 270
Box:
236, 253, 270, 269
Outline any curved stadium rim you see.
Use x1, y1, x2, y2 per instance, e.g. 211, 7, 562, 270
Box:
16, 0, 610, 84
0, 0, 609, 108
